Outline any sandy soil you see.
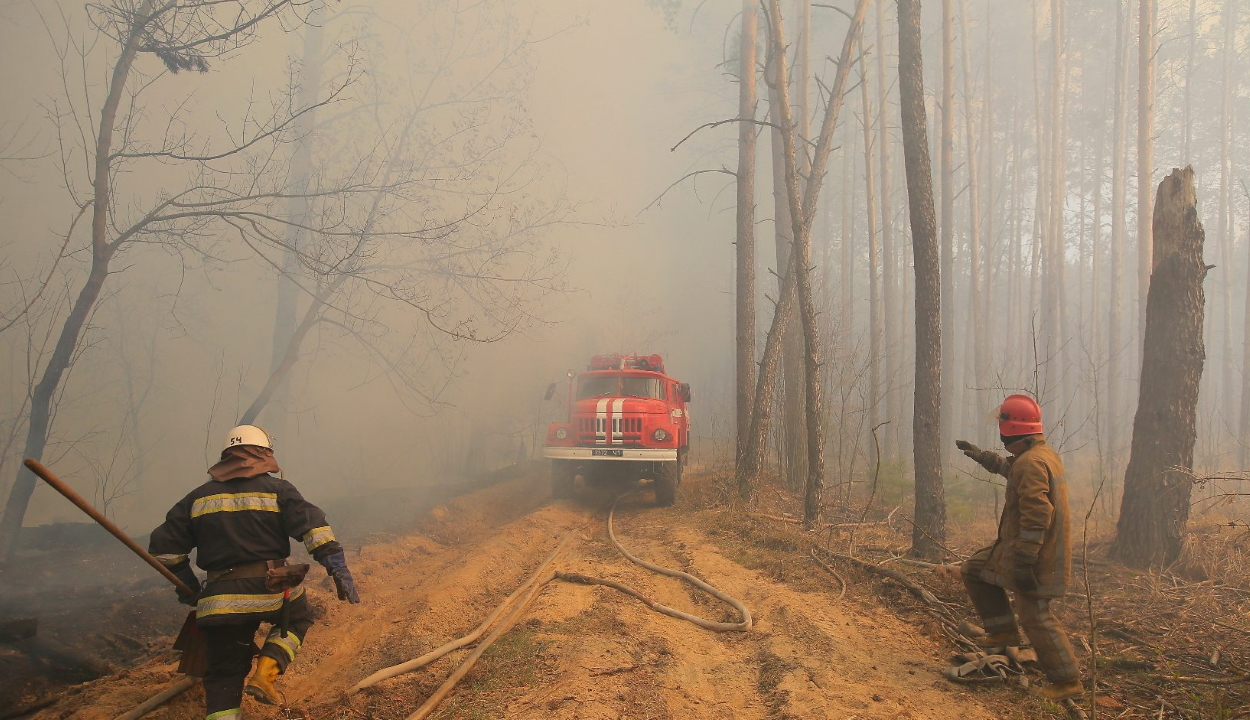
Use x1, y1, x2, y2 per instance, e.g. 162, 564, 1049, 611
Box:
25, 471, 1005, 720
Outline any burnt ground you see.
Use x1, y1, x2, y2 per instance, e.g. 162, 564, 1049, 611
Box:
0, 464, 532, 712
7, 465, 1247, 719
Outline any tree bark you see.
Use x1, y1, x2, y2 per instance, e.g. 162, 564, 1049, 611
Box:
957, 0, 983, 441
897, 0, 946, 559
1136, 0, 1156, 362
0, 1, 153, 561
1242, 183, 1250, 469
939, 0, 956, 464
1217, 0, 1237, 435
766, 28, 804, 492
1181, 0, 1196, 165
735, 0, 759, 486
862, 42, 882, 464
1047, 0, 1068, 410
741, 0, 869, 516
1108, 0, 1129, 477
1111, 168, 1207, 568
875, 0, 899, 459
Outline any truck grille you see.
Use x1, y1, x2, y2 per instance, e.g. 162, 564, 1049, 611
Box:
577, 416, 643, 444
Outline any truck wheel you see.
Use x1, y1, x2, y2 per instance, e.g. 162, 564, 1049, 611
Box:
551, 460, 575, 499
654, 462, 678, 507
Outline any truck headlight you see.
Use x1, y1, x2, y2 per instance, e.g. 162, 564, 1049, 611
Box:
652, 428, 669, 442
555, 428, 568, 440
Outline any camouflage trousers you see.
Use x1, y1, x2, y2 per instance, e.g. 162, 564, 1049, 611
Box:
961, 548, 1080, 685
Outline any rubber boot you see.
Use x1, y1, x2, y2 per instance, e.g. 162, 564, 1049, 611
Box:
971, 630, 1026, 649
1039, 680, 1084, 701
244, 656, 282, 705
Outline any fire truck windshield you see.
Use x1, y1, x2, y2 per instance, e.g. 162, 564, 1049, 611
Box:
575, 376, 666, 400
576, 376, 618, 398
620, 377, 664, 399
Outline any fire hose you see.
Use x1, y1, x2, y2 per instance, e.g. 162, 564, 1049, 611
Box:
352, 494, 752, 720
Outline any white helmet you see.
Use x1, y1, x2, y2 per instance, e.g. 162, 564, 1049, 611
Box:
223, 424, 273, 451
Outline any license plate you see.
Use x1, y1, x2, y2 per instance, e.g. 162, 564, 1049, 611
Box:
592, 449, 624, 457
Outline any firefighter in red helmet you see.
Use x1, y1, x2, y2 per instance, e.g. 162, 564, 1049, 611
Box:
954, 395, 1082, 701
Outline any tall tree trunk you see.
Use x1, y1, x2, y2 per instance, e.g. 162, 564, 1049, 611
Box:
735, 0, 759, 486
739, 0, 869, 500
1111, 168, 1207, 568
1108, 0, 1130, 478
1044, 0, 1067, 408
0, 0, 153, 561
1007, 97, 1023, 381
980, 2, 994, 417
842, 127, 855, 335
898, 0, 946, 560
1181, 0, 1196, 165
862, 45, 882, 460
1030, 0, 1050, 394
1241, 185, 1250, 469
1090, 78, 1106, 456
781, 0, 812, 490
1136, 0, 1156, 362
767, 31, 804, 491
876, 0, 900, 459
268, 0, 325, 438
1218, 0, 1238, 440
958, 0, 983, 442
939, 0, 956, 465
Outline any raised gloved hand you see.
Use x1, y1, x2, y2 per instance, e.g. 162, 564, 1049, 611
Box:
319, 550, 360, 603
955, 440, 981, 459
1013, 548, 1040, 593
172, 563, 202, 606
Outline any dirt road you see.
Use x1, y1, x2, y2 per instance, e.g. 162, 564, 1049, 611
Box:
33, 472, 1003, 720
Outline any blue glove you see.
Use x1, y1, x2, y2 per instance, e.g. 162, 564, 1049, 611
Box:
172, 563, 201, 606
319, 551, 360, 603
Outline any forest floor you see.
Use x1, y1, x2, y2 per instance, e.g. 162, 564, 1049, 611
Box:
6, 466, 1250, 720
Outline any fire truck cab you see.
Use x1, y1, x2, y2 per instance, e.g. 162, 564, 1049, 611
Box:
543, 353, 691, 505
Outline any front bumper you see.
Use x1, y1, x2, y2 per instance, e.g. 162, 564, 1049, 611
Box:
543, 447, 678, 462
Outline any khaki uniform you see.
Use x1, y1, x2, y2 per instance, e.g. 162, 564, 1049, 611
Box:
961, 436, 1079, 685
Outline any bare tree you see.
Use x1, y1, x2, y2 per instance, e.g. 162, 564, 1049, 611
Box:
1136, 0, 1156, 359
0, 0, 374, 560
763, 0, 869, 527
1112, 168, 1207, 568
874, 0, 900, 459
735, 0, 759, 478
939, 0, 956, 463
861, 40, 883, 466
897, 0, 946, 560
234, 0, 570, 425
738, 0, 869, 515
1108, 0, 1130, 476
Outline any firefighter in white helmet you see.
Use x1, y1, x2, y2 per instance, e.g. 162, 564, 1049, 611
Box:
148, 425, 360, 719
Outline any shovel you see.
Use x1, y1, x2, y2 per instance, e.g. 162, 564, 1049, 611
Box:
23, 458, 208, 677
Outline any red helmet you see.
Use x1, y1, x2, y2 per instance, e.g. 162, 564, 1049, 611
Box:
998, 394, 1043, 436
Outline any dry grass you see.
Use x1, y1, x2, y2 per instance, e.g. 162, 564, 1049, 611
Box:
690, 468, 1250, 719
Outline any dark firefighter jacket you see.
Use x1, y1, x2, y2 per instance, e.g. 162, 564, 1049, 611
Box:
966, 435, 1071, 597
148, 473, 341, 626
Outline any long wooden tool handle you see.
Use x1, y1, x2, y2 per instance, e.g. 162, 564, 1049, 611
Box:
23, 458, 195, 596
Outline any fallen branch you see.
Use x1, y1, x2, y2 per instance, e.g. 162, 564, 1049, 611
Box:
113, 677, 197, 720
809, 550, 847, 600
1161, 671, 1250, 685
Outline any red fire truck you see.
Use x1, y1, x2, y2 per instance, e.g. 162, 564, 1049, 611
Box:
543, 354, 691, 505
